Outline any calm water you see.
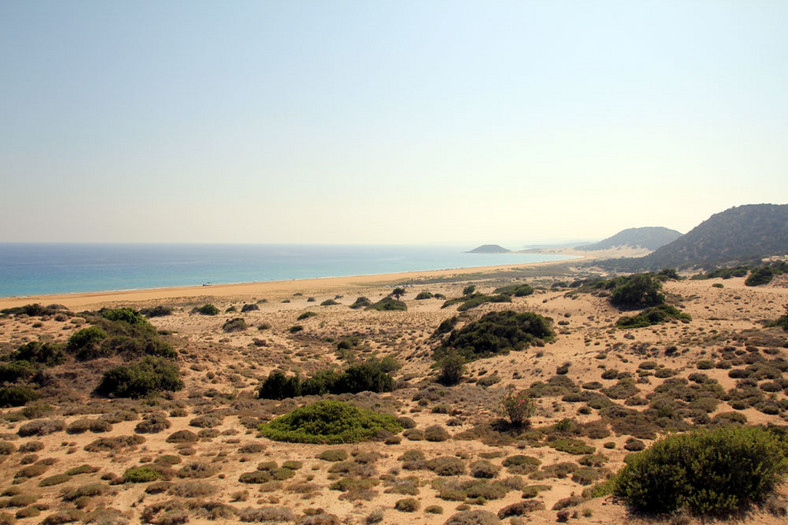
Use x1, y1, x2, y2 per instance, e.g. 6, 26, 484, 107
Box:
0, 244, 572, 298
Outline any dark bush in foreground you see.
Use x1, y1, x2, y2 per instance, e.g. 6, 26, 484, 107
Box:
610, 274, 665, 310
97, 357, 183, 398
367, 297, 407, 311
614, 426, 787, 515
415, 291, 433, 300
435, 310, 554, 362
258, 400, 402, 444
616, 305, 691, 329
0, 386, 40, 407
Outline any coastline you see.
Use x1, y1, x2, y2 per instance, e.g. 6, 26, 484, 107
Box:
0, 258, 579, 310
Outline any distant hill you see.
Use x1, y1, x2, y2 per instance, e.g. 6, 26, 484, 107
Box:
608, 204, 788, 270
577, 227, 682, 251
467, 244, 510, 254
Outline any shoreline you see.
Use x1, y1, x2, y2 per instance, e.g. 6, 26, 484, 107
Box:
0, 258, 580, 310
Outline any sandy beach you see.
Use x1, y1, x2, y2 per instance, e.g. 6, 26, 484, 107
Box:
1, 262, 786, 524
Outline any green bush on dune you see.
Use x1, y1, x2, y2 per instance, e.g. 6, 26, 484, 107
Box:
96, 356, 183, 398
609, 274, 665, 310
259, 400, 402, 444
616, 305, 691, 329
614, 426, 787, 516
435, 310, 554, 363
258, 358, 397, 400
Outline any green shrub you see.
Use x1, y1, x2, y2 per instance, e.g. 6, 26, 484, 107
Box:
297, 311, 317, 320
101, 307, 148, 325
241, 303, 259, 312
609, 274, 665, 310
614, 426, 787, 515
222, 318, 247, 332
745, 266, 774, 287
258, 371, 301, 400
494, 284, 535, 297
140, 305, 172, 317
124, 466, 161, 483
196, 304, 219, 316
367, 297, 407, 311
0, 386, 40, 407
441, 293, 512, 312
320, 299, 339, 306
349, 297, 372, 309
500, 390, 535, 427
415, 291, 433, 300
0, 360, 37, 384
434, 316, 459, 336
435, 310, 554, 362
96, 357, 183, 398
395, 498, 419, 512
289, 325, 303, 333
258, 400, 402, 444
12, 341, 66, 366
67, 326, 108, 357
616, 305, 691, 328
437, 350, 465, 386
258, 358, 396, 400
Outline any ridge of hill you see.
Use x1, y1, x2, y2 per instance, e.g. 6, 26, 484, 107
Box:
576, 227, 682, 251
610, 204, 788, 270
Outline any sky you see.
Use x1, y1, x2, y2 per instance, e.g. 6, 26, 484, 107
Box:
1, 1, 786, 247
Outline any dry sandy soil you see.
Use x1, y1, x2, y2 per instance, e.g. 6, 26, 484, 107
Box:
0, 261, 787, 525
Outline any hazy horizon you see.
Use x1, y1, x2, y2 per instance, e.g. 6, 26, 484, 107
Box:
2, 1, 786, 245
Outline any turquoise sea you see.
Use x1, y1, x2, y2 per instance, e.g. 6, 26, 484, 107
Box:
0, 244, 573, 298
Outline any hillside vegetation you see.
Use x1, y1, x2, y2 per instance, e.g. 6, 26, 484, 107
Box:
607, 204, 788, 270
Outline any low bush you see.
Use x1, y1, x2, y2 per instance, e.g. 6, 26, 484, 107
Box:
415, 291, 433, 300
124, 466, 161, 483
500, 390, 535, 427
297, 311, 317, 321
96, 357, 183, 398
0, 386, 40, 407
435, 310, 554, 363
11, 341, 66, 366
196, 304, 219, 315
745, 266, 774, 287
222, 318, 247, 332
349, 297, 372, 309
66, 326, 108, 359
494, 284, 535, 297
426, 457, 466, 476
614, 426, 787, 515
367, 297, 407, 311
258, 400, 402, 444
616, 305, 691, 329
609, 274, 665, 310
140, 305, 172, 317
258, 358, 396, 400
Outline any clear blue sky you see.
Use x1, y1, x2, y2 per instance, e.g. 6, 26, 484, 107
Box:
1, 1, 786, 246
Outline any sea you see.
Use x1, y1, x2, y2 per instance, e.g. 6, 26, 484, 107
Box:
0, 243, 574, 298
